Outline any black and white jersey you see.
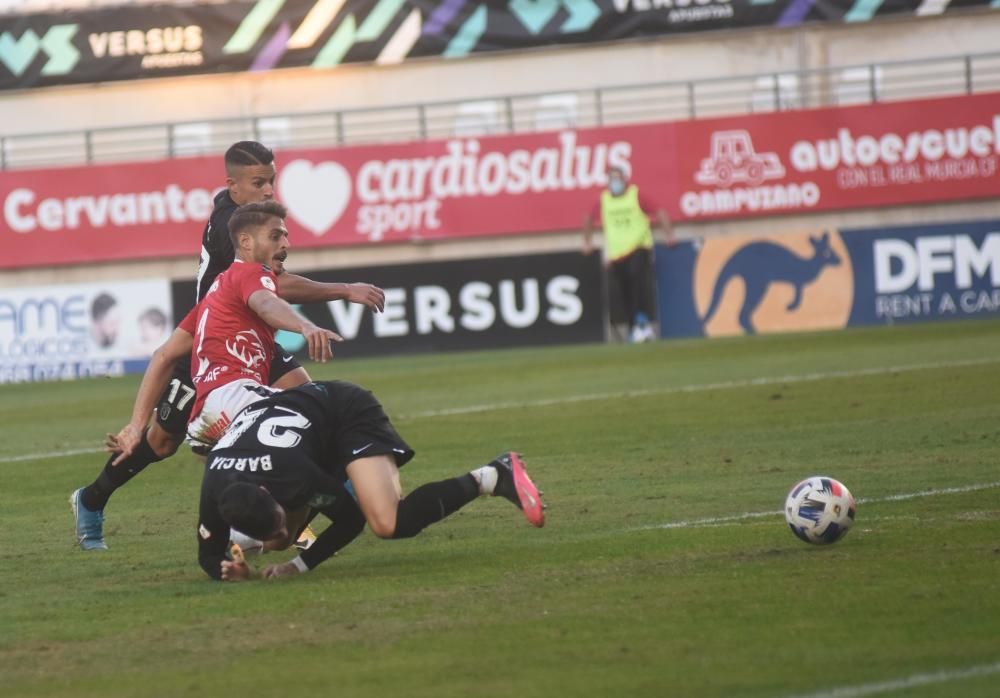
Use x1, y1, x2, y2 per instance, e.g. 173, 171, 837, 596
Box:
194, 189, 239, 302
196, 381, 414, 579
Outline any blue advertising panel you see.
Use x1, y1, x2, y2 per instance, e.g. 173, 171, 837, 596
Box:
656, 219, 1000, 338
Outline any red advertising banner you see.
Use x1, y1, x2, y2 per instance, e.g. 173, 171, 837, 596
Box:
673, 93, 1000, 220
2, 92, 999, 269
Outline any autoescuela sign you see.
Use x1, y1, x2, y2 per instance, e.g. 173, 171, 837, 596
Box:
2, 93, 999, 269
673, 95, 1000, 220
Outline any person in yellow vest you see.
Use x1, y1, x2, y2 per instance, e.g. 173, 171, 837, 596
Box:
583, 166, 674, 343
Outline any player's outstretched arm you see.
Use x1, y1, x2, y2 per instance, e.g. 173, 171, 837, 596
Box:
261, 474, 365, 580
106, 326, 193, 465
248, 290, 343, 362
276, 273, 385, 312
198, 481, 249, 581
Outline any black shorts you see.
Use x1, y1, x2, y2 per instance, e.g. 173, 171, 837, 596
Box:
320, 382, 416, 478
155, 358, 198, 436
154, 341, 304, 436
206, 381, 415, 495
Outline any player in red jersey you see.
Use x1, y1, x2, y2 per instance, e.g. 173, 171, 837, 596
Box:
71, 142, 383, 551
108, 200, 340, 461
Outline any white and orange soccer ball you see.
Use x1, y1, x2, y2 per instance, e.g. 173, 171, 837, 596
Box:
784, 476, 856, 545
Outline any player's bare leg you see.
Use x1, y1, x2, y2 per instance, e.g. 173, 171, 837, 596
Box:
345, 455, 403, 538
146, 423, 184, 459
345, 451, 545, 541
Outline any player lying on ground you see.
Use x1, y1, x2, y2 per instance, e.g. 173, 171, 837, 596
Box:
198, 380, 546, 581
72, 142, 384, 550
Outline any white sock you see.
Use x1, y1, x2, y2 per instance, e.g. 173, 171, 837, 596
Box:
229, 529, 265, 558
469, 465, 498, 495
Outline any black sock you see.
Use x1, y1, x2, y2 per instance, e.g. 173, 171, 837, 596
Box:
80, 431, 162, 511
391, 474, 479, 539
299, 500, 366, 570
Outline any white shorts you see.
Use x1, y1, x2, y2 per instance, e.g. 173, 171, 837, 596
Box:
186, 379, 276, 450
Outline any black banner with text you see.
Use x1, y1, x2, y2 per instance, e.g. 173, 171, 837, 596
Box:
171, 250, 605, 358
1, 0, 993, 90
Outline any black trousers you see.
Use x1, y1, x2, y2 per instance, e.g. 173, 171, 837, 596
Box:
609, 247, 654, 328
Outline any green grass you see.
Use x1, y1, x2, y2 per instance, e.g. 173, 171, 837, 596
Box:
2, 320, 1000, 697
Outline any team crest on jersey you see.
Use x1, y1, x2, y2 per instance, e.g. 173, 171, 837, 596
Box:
225, 329, 267, 369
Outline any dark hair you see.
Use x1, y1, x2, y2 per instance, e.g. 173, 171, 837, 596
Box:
225, 141, 274, 172
228, 200, 288, 248
138, 307, 167, 328
91, 292, 117, 321
218, 483, 281, 540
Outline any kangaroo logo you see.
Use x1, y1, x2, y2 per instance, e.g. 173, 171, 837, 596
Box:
701, 232, 842, 335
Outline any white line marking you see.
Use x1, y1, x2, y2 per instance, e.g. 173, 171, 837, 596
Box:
0, 447, 103, 464
863, 481, 1000, 503
785, 660, 1000, 698
630, 481, 1000, 531
397, 357, 1000, 420
2, 356, 998, 464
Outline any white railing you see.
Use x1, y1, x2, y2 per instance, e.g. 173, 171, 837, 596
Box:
3, 51, 1000, 171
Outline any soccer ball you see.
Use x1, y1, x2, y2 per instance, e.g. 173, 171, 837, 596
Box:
784, 476, 856, 545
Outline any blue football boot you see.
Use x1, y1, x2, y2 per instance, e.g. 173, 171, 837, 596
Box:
70, 488, 108, 551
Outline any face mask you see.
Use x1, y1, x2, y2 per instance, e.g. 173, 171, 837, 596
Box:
609, 179, 625, 195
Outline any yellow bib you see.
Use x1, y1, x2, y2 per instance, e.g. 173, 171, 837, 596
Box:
600, 185, 653, 261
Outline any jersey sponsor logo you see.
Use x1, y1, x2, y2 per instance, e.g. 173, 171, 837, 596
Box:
352, 443, 373, 455
208, 454, 274, 472
195, 365, 228, 383
198, 523, 211, 540
225, 329, 267, 369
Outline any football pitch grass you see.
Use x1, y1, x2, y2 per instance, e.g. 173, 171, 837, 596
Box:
2, 319, 999, 697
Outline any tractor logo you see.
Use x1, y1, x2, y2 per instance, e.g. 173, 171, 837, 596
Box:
694, 130, 785, 188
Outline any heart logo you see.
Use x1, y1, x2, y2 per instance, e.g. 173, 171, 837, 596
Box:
277, 159, 352, 237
